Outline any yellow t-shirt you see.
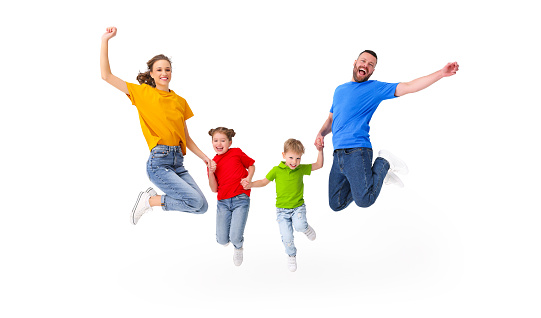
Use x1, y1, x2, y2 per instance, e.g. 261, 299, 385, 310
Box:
126, 83, 194, 154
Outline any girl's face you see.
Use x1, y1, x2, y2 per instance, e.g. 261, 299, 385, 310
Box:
150, 60, 172, 90
212, 132, 232, 155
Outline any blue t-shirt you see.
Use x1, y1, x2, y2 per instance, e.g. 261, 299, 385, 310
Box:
330, 80, 399, 149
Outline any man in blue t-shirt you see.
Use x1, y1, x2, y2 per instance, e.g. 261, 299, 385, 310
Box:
315, 50, 459, 211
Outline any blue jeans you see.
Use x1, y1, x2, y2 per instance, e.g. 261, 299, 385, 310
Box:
276, 204, 309, 256
216, 194, 250, 249
329, 148, 390, 211
146, 145, 208, 214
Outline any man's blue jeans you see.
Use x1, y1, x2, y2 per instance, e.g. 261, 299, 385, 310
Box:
216, 194, 250, 249
329, 148, 390, 211
146, 145, 208, 214
276, 204, 309, 256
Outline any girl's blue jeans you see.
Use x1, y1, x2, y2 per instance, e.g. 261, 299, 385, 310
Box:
216, 194, 250, 249
328, 148, 390, 211
146, 145, 208, 214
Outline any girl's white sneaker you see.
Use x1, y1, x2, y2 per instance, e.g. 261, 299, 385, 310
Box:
233, 248, 243, 266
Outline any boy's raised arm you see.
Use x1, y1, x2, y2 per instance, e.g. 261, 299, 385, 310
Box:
311, 147, 324, 171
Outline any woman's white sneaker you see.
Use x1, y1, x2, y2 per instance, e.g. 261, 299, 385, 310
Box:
131, 191, 152, 225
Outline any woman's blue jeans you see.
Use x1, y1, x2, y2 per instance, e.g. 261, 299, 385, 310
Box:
328, 148, 390, 211
216, 194, 250, 249
146, 145, 208, 214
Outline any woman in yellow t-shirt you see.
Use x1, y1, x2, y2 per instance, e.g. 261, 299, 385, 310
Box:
100, 26, 215, 225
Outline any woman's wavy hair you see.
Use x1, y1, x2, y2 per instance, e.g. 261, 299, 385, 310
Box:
136, 54, 172, 87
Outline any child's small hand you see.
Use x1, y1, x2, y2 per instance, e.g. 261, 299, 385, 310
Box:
208, 160, 217, 173
241, 179, 252, 189
315, 140, 324, 151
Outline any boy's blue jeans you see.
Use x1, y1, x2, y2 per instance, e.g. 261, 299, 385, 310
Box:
276, 204, 308, 257
329, 148, 390, 211
216, 194, 250, 249
146, 145, 208, 214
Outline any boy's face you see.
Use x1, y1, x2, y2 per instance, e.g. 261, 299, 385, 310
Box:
282, 151, 302, 170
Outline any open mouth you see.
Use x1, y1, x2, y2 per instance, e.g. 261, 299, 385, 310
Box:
358, 67, 367, 76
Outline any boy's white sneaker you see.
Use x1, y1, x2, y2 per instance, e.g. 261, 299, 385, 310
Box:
288, 256, 297, 272
304, 225, 316, 241
384, 170, 404, 188
378, 150, 409, 175
131, 191, 152, 225
233, 248, 243, 266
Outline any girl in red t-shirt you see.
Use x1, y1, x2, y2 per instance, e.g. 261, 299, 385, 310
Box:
208, 127, 255, 266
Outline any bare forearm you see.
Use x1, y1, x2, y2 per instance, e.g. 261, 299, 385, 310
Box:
208, 172, 218, 192
311, 149, 324, 171
395, 70, 443, 97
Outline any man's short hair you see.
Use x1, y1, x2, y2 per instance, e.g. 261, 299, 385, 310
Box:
359, 50, 378, 61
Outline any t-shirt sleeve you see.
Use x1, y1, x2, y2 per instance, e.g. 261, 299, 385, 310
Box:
239, 150, 255, 168
301, 164, 312, 176
126, 82, 143, 106
377, 81, 400, 100
183, 99, 194, 121
265, 167, 277, 182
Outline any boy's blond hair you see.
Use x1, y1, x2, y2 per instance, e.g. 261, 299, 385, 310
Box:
284, 138, 305, 155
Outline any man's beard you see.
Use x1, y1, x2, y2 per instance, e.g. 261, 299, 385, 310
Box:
352, 65, 372, 83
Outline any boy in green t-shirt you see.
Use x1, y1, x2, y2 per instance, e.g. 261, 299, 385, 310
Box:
242, 139, 324, 272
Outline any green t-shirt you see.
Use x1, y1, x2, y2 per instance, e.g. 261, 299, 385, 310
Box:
266, 162, 312, 209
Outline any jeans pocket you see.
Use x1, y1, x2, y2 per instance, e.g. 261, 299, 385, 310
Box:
152, 148, 169, 158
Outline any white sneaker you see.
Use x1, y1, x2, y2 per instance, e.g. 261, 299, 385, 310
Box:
378, 150, 409, 174
233, 248, 243, 266
288, 256, 297, 272
131, 191, 152, 225
384, 170, 404, 188
146, 187, 157, 197
304, 225, 316, 241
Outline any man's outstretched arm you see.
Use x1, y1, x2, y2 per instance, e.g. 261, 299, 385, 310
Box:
395, 62, 459, 97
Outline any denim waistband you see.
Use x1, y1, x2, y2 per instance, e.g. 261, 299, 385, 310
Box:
152, 144, 183, 152
334, 147, 372, 153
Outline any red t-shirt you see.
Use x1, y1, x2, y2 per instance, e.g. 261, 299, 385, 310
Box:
212, 148, 255, 200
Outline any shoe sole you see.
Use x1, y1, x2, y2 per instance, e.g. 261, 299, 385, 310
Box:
131, 191, 144, 225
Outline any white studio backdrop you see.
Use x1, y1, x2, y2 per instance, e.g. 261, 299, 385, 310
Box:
1, 0, 540, 317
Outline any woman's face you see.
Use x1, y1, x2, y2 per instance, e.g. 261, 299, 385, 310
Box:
150, 60, 172, 89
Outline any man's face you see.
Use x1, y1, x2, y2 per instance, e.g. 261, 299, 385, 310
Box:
352, 52, 377, 82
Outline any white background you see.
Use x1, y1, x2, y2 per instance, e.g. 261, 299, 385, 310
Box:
1, 0, 540, 317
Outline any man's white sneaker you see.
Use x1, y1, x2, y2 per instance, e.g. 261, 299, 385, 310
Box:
378, 150, 409, 174
304, 225, 316, 241
131, 191, 152, 225
233, 248, 243, 266
384, 170, 404, 188
288, 256, 297, 272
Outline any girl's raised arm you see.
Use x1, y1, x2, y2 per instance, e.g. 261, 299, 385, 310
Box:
100, 27, 129, 94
